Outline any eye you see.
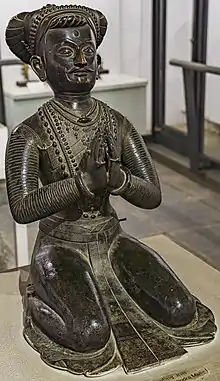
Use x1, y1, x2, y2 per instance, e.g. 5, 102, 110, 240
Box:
83, 46, 95, 56
56, 47, 74, 57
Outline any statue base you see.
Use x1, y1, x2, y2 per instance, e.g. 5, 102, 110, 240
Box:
0, 234, 219, 381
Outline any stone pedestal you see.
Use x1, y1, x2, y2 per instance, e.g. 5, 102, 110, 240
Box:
0, 235, 219, 381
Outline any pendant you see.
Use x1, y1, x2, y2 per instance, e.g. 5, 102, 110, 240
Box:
77, 115, 92, 123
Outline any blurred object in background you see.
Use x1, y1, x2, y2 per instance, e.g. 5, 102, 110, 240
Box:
22, 64, 29, 82
16, 63, 41, 87
97, 53, 109, 79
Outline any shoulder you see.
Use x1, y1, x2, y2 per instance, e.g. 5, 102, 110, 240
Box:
9, 112, 42, 146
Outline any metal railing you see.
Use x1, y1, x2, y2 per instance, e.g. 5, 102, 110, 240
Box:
170, 58, 220, 172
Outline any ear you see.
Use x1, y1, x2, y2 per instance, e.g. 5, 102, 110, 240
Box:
97, 54, 101, 69
30, 55, 47, 82
96, 54, 101, 79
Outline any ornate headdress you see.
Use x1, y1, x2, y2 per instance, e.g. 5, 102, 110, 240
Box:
5, 4, 108, 64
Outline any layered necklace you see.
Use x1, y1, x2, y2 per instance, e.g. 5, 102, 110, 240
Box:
39, 97, 114, 178
50, 97, 102, 143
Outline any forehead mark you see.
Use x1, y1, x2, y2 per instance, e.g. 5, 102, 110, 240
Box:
73, 29, 80, 38
45, 27, 96, 44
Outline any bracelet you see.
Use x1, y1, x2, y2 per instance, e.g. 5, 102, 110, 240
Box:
75, 172, 95, 198
110, 167, 131, 195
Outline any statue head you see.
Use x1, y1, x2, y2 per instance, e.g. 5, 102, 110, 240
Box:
5, 4, 108, 95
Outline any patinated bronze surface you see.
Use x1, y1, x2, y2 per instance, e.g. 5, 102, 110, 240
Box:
5, 4, 216, 377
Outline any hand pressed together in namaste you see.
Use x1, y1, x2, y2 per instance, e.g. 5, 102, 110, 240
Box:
79, 131, 126, 195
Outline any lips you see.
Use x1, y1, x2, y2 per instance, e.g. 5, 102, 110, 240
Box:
66, 71, 90, 84
66, 71, 88, 80
74, 72, 88, 77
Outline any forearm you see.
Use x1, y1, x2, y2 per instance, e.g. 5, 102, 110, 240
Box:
119, 173, 161, 209
118, 119, 162, 209
111, 167, 161, 209
8, 177, 80, 224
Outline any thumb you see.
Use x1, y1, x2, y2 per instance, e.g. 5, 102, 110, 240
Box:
79, 151, 89, 172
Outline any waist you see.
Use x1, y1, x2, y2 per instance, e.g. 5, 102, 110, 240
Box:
54, 198, 115, 221
39, 214, 121, 242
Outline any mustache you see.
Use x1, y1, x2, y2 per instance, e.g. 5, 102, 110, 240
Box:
67, 67, 94, 74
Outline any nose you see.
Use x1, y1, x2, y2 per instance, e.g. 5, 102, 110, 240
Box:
74, 48, 87, 68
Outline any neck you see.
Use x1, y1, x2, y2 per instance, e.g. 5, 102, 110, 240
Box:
54, 92, 93, 111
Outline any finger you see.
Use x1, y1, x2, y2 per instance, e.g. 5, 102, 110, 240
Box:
79, 150, 89, 171
92, 132, 107, 167
106, 134, 112, 157
98, 144, 106, 166
96, 147, 108, 168
90, 131, 102, 159
86, 132, 103, 171
106, 133, 118, 160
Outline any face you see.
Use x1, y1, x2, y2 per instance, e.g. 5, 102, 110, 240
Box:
34, 24, 98, 94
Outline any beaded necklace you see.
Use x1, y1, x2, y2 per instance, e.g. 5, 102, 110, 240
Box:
38, 98, 111, 178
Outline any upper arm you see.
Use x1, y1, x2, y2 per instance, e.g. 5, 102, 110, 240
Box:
121, 118, 160, 189
5, 122, 80, 224
6, 124, 40, 206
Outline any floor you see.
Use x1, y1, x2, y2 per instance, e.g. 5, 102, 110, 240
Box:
112, 162, 220, 271
1, 161, 220, 272
204, 129, 220, 162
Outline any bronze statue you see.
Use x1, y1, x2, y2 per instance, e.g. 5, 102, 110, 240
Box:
5, 4, 216, 377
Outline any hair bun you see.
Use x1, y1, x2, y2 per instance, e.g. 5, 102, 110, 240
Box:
5, 12, 32, 64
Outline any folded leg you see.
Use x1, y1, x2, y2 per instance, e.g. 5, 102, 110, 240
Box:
111, 234, 216, 344
27, 240, 111, 353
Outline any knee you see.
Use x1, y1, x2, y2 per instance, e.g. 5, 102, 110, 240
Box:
167, 295, 196, 328
73, 317, 111, 353
28, 296, 111, 353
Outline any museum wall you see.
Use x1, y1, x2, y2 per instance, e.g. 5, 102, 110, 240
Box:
206, 0, 220, 124
119, 0, 152, 128
163, 0, 220, 127
119, 0, 192, 128
120, 0, 220, 127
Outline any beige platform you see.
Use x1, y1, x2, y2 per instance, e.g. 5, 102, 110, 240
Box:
0, 234, 219, 381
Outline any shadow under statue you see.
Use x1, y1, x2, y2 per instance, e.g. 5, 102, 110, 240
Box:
5, 4, 216, 377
